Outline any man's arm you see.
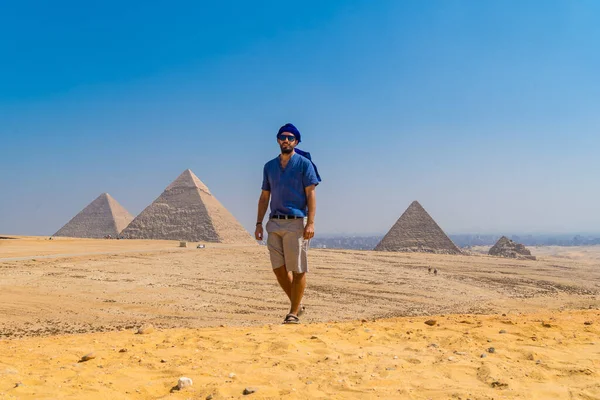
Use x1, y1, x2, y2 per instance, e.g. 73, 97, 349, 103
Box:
304, 184, 316, 240
255, 190, 270, 240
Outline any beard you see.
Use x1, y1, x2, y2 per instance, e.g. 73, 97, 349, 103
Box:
280, 144, 294, 154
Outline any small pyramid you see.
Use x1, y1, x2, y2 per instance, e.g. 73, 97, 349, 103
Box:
54, 193, 134, 238
374, 201, 461, 254
121, 169, 254, 243
489, 236, 536, 260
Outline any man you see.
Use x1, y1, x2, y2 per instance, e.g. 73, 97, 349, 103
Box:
255, 123, 320, 324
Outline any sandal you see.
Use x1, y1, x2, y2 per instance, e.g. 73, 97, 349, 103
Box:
283, 314, 300, 324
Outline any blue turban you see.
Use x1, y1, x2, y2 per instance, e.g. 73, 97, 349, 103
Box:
277, 123, 301, 143
277, 123, 321, 182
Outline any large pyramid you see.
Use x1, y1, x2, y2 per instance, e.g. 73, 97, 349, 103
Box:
54, 193, 134, 238
374, 201, 462, 254
120, 169, 254, 243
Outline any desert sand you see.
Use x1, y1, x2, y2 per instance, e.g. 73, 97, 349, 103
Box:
1, 236, 599, 399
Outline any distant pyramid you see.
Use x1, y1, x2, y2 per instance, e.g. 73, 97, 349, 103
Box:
489, 236, 536, 260
121, 169, 254, 243
374, 201, 461, 254
54, 193, 134, 238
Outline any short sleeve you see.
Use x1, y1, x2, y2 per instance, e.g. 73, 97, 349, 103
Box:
302, 160, 320, 188
261, 164, 271, 191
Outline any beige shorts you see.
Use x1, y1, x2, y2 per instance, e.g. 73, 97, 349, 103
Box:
266, 218, 309, 273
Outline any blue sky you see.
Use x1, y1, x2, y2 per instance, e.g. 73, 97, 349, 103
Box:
1, 0, 599, 236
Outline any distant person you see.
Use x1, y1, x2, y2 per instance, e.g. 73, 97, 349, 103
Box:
255, 123, 321, 324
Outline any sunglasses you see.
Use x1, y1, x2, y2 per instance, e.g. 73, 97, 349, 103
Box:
277, 134, 296, 142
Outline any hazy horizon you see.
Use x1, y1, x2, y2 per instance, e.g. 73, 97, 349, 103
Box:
1, 1, 599, 237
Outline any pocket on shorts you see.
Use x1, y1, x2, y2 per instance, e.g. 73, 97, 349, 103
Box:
265, 219, 275, 233
293, 219, 305, 233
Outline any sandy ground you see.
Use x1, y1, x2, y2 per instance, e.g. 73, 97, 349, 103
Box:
1, 236, 600, 399
1, 311, 598, 399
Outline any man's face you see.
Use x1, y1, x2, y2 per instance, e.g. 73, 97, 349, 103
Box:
277, 132, 297, 154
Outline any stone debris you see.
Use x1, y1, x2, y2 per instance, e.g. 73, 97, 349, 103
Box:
80, 352, 96, 362
137, 324, 155, 335
243, 387, 257, 395
177, 377, 193, 390
424, 319, 437, 326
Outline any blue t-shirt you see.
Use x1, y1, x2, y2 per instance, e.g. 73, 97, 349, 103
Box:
262, 153, 319, 218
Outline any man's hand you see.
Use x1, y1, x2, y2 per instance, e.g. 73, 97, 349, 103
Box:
255, 224, 264, 241
303, 222, 315, 240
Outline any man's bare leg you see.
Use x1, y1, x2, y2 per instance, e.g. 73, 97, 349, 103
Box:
289, 272, 306, 316
273, 265, 292, 301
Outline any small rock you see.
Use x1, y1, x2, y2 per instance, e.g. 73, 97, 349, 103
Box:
393, 356, 398, 359
80, 352, 96, 362
310, 335, 318, 339
502, 313, 507, 316
160, 359, 167, 363
481, 353, 487, 358
177, 377, 193, 390
243, 387, 257, 395
584, 321, 593, 326
536, 360, 542, 364
424, 320, 437, 326
487, 339, 492, 343
488, 347, 495, 354
499, 330, 507, 334
118, 348, 128, 353
542, 322, 552, 328
137, 324, 155, 334
448, 356, 455, 361
228, 373, 236, 378
206, 395, 213, 400
429, 343, 439, 348
454, 351, 467, 356
14, 382, 23, 388
386, 367, 396, 371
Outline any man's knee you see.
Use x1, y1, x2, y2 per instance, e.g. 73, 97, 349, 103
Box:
292, 271, 306, 281
273, 265, 287, 275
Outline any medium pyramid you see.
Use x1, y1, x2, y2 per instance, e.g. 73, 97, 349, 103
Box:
54, 193, 134, 238
120, 169, 254, 243
374, 201, 461, 254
